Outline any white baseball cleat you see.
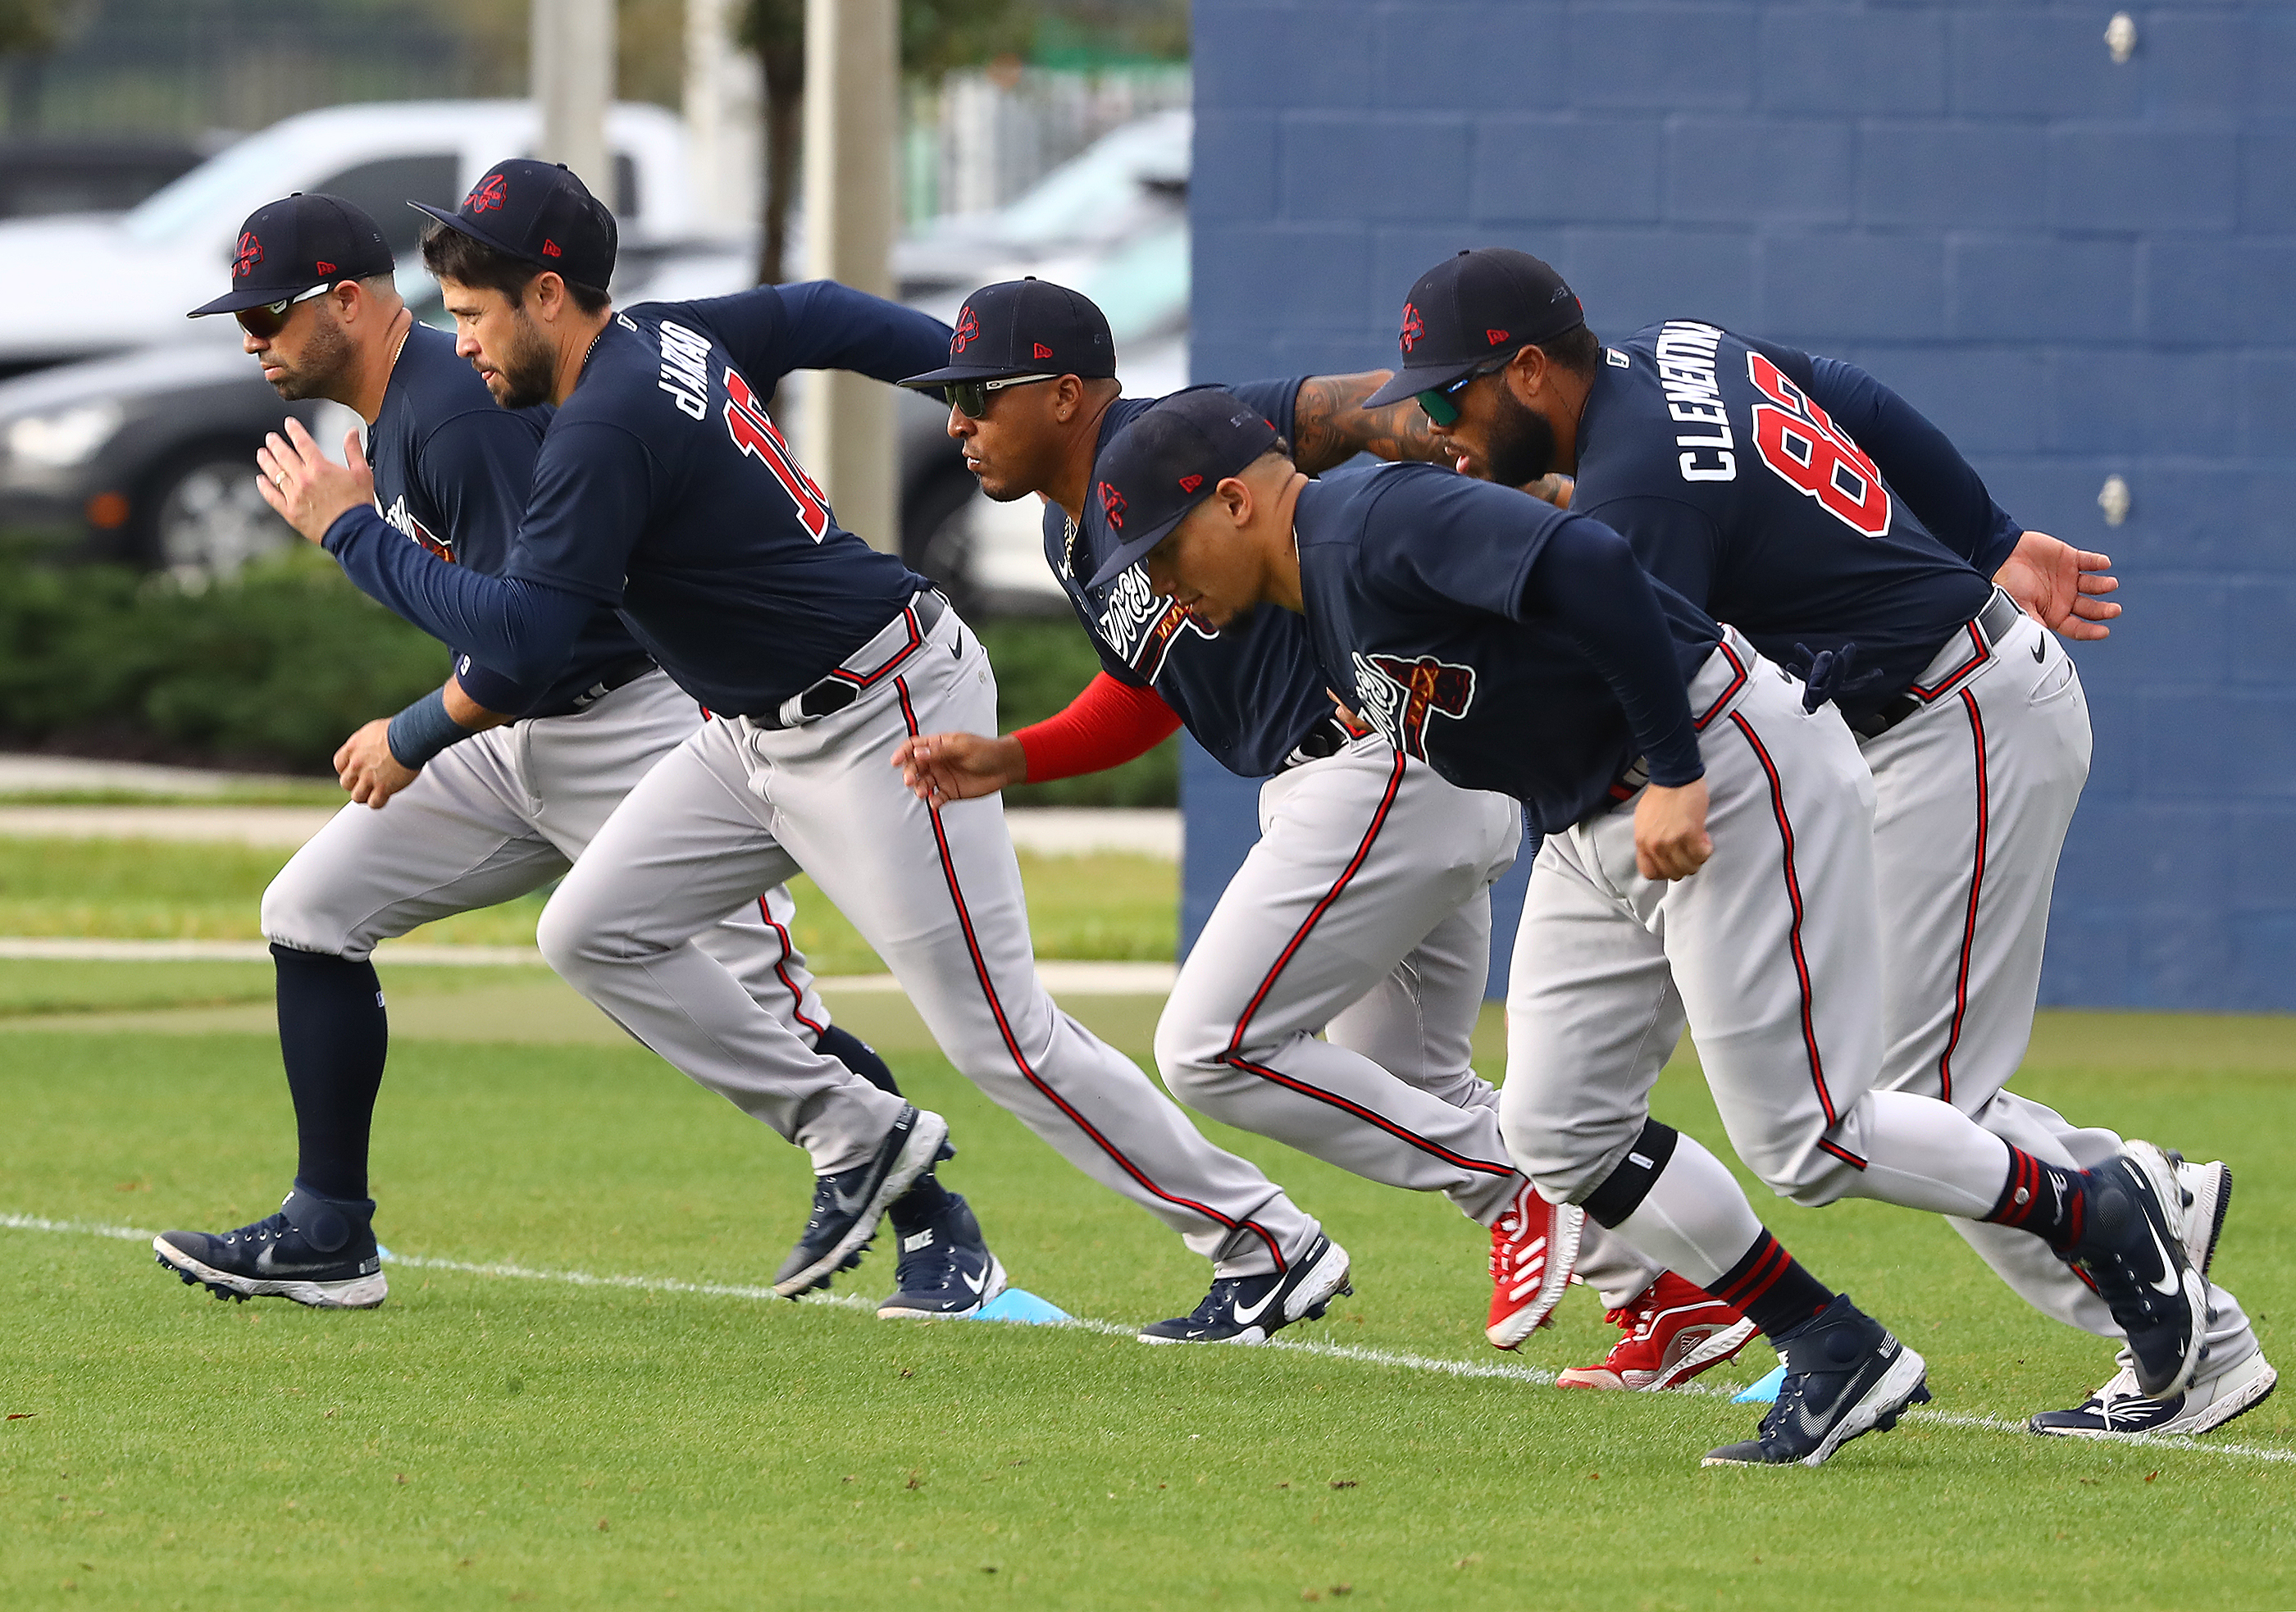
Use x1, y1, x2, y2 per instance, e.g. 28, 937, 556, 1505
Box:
2030, 1346, 2276, 1440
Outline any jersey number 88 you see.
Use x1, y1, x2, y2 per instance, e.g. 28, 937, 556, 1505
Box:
1747, 351, 1891, 539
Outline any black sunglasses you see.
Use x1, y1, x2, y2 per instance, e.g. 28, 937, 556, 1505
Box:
234, 281, 335, 339
941, 373, 1057, 419
1414, 353, 1517, 426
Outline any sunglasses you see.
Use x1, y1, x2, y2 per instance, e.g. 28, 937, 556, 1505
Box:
941, 373, 1057, 419
1414, 354, 1516, 426
234, 281, 335, 339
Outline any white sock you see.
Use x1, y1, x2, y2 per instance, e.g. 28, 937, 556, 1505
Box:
1840, 1090, 2015, 1218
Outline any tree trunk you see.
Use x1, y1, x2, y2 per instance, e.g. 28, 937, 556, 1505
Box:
755, 44, 804, 287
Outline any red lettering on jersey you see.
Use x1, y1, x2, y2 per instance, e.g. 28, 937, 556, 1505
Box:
723, 367, 831, 541
1745, 351, 1891, 538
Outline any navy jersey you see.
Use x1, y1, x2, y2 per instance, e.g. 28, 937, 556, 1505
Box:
1050, 377, 1338, 777
364, 321, 638, 717
498, 283, 949, 715
1296, 462, 1721, 835
1571, 321, 1998, 723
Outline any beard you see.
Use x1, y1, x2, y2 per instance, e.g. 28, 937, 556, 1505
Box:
489, 309, 558, 409
1480, 383, 1559, 489
265, 312, 353, 402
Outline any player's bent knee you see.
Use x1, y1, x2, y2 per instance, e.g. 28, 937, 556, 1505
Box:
259, 866, 359, 959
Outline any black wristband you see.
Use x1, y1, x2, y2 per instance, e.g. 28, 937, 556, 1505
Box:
384, 686, 472, 769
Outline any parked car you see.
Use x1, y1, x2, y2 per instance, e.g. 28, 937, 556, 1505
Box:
0, 138, 205, 221
0, 99, 696, 381
0, 107, 1196, 618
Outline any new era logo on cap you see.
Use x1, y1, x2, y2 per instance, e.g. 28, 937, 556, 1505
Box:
1082, 385, 1282, 591
191, 194, 394, 317
899, 276, 1115, 390
412, 158, 617, 293
1360, 248, 1588, 410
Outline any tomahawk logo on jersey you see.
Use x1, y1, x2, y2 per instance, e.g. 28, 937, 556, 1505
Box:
379, 494, 453, 562
1349, 651, 1476, 762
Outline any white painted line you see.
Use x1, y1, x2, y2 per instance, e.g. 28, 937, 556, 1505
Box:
0, 801, 1179, 859
0, 940, 1178, 994
4, 1210, 2286, 1465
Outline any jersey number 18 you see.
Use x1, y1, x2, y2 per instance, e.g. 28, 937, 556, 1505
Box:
724, 368, 831, 541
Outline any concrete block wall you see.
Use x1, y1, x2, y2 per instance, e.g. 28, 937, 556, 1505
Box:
1182, 0, 2296, 1010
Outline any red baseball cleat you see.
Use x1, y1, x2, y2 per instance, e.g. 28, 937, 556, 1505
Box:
1486, 1177, 1583, 1349
1556, 1271, 1756, 1391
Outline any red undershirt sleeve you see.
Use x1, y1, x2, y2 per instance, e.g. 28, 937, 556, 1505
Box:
1013, 672, 1183, 783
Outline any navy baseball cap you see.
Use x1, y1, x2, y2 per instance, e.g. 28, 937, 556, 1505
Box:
1360, 248, 1587, 408
187, 193, 394, 317
412, 158, 617, 291
900, 276, 1116, 387
1083, 386, 1280, 590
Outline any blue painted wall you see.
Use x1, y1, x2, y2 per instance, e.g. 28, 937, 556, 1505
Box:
1182, 0, 2296, 1010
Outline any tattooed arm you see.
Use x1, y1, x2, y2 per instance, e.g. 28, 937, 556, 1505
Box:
1289, 371, 1448, 475
1289, 371, 1574, 507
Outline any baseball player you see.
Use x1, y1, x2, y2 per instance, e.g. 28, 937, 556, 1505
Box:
150, 191, 966, 1317
253, 160, 1351, 1341
888, 279, 1584, 1347
1393, 247, 2273, 1437
1089, 386, 2203, 1468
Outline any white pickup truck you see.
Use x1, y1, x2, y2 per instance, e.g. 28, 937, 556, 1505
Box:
0, 99, 696, 380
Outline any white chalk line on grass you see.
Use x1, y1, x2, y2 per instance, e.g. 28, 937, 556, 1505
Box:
7, 1210, 2287, 1466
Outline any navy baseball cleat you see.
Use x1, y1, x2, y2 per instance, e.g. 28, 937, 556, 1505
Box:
876, 1191, 1008, 1319
773, 1104, 950, 1298
1137, 1233, 1351, 1344
2064, 1141, 2206, 1400
1702, 1295, 1930, 1468
153, 1186, 386, 1309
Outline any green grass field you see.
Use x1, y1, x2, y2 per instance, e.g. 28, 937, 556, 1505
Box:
2, 958, 2290, 1610
0, 836, 1178, 970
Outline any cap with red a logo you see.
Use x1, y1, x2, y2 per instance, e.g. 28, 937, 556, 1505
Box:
1360, 248, 1587, 408
185, 192, 394, 318
898, 275, 1116, 388
410, 157, 617, 292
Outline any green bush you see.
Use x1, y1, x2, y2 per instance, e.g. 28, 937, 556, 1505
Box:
976, 617, 1179, 808
0, 547, 444, 772
0, 546, 1179, 804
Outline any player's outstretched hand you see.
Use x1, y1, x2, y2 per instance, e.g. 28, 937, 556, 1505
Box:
255, 418, 375, 544
1634, 778, 1713, 881
1995, 530, 2120, 641
892, 731, 1027, 808
334, 718, 419, 809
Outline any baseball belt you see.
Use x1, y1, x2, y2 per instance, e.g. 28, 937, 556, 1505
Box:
531, 653, 658, 721
1847, 586, 2025, 740
751, 589, 950, 730
1276, 703, 1377, 773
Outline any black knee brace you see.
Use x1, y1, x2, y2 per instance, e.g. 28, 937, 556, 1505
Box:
1580, 1118, 1680, 1229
